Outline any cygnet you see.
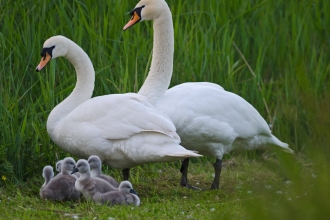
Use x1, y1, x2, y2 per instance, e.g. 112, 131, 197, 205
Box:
88, 155, 119, 187
72, 159, 117, 201
40, 157, 80, 201
56, 159, 80, 178
93, 181, 140, 206
40, 165, 54, 189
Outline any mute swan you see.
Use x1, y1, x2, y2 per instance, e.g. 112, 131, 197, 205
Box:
93, 181, 140, 206
40, 157, 80, 201
40, 165, 54, 189
72, 159, 117, 201
88, 155, 120, 187
35, 36, 201, 180
124, 0, 293, 189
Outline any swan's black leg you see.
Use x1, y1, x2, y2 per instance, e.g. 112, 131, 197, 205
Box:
211, 159, 222, 189
180, 158, 189, 187
180, 158, 200, 190
122, 168, 130, 181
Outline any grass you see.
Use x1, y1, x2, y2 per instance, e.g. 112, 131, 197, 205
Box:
1, 153, 328, 219
0, 0, 330, 218
1, 153, 329, 219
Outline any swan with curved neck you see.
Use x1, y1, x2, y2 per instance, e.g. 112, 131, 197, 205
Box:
124, 0, 293, 189
36, 36, 95, 140
36, 35, 201, 180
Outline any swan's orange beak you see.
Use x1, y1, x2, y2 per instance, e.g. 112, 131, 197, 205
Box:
123, 11, 141, 31
36, 53, 51, 72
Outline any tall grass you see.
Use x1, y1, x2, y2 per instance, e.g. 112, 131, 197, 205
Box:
0, 0, 329, 198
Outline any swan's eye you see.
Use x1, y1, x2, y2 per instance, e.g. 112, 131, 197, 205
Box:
40, 45, 55, 59
129, 5, 145, 16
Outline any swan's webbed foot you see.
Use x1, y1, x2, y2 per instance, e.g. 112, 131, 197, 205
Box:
210, 183, 219, 190
182, 183, 202, 190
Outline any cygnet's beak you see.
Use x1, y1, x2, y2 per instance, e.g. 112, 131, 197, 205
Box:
71, 167, 79, 174
130, 189, 138, 195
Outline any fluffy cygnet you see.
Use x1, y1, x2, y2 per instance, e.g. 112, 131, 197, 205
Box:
40, 157, 80, 201
72, 159, 117, 201
56, 159, 80, 178
56, 160, 63, 173
88, 155, 119, 187
93, 181, 140, 206
40, 165, 54, 189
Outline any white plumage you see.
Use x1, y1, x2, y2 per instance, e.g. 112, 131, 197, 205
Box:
158, 82, 291, 153
124, 0, 293, 189
35, 35, 200, 179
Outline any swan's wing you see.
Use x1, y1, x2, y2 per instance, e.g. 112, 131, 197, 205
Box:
63, 93, 179, 140
171, 82, 225, 91
158, 82, 271, 139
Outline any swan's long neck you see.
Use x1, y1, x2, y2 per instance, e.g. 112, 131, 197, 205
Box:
91, 165, 101, 177
61, 168, 71, 175
47, 41, 95, 138
42, 174, 51, 187
80, 170, 91, 181
138, 7, 174, 105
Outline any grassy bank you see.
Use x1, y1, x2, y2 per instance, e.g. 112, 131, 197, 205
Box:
0, 0, 329, 218
1, 153, 329, 219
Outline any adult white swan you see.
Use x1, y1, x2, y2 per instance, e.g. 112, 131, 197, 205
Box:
35, 35, 201, 180
124, 0, 293, 189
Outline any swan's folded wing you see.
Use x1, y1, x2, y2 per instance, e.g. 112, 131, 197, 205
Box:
66, 93, 179, 140
170, 82, 225, 91
159, 83, 271, 139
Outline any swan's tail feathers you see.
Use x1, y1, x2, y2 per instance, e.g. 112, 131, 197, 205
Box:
283, 147, 294, 154
167, 150, 202, 158
270, 135, 294, 154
